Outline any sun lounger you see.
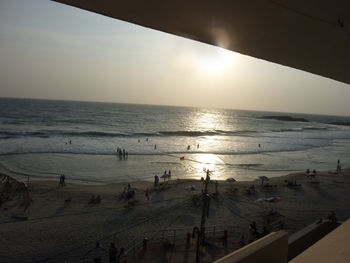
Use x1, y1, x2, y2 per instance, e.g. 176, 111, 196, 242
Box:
284, 180, 302, 187
263, 183, 277, 188
11, 215, 28, 221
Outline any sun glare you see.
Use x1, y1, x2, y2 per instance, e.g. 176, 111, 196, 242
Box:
195, 47, 234, 74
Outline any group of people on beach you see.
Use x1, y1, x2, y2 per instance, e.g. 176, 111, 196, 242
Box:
116, 147, 128, 160
86, 242, 126, 263
305, 160, 343, 177
153, 170, 172, 187
153, 170, 172, 186
305, 169, 317, 178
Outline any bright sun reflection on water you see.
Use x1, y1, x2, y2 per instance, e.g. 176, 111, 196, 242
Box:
190, 110, 226, 132
187, 110, 230, 180
193, 154, 224, 175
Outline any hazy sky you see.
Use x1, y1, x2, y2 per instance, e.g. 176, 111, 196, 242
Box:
1, 0, 350, 116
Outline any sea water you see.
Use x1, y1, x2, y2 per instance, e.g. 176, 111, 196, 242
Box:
1, 97, 350, 184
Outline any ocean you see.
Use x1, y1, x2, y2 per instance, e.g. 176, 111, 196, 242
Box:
1, 97, 350, 184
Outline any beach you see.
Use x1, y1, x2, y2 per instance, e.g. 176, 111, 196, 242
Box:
1, 168, 350, 263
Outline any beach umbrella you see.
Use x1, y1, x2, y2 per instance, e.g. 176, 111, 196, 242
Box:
226, 178, 236, 183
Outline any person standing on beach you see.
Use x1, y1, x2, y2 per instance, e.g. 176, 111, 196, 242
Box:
337, 160, 341, 174
58, 174, 63, 187
117, 247, 126, 263
109, 243, 118, 263
154, 175, 159, 187
145, 188, 150, 200
86, 242, 106, 263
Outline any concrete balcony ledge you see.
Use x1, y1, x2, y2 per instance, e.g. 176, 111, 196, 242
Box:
288, 220, 341, 261
290, 219, 350, 263
214, 231, 289, 263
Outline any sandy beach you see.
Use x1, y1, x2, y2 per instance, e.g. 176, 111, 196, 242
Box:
1, 169, 350, 263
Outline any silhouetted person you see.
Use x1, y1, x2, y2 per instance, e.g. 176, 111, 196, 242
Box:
117, 247, 126, 263
109, 243, 118, 263
337, 160, 341, 173
328, 211, 337, 223
154, 175, 159, 186
86, 242, 106, 263
62, 174, 66, 186
145, 188, 149, 200
58, 174, 65, 187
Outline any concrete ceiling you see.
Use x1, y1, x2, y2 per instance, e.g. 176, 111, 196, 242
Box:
53, 0, 350, 85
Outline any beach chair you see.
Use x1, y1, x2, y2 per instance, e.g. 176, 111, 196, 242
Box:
64, 197, 72, 206
246, 185, 256, 195
284, 180, 302, 188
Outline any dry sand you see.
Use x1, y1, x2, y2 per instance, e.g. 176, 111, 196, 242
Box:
1, 169, 350, 263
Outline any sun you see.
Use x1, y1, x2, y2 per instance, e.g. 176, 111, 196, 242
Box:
195, 47, 234, 74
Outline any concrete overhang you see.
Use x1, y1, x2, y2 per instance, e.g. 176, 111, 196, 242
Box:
52, 0, 350, 85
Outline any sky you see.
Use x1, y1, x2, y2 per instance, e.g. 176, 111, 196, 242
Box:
0, 0, 350, 116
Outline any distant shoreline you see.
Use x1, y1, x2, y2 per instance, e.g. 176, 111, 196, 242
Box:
257, 115, 309, 122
